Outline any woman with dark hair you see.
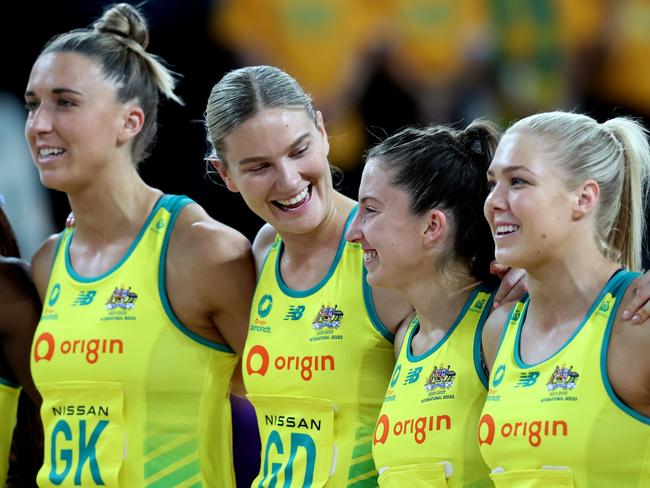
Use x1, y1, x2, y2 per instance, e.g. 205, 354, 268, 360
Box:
0, 203, 42, 486
25, 4, 255, 485
346, 121, 501, 487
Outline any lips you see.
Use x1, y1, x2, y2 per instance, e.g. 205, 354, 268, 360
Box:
273, 185, 312, 210
363, 249, 377, 264
495, 224, 520, 237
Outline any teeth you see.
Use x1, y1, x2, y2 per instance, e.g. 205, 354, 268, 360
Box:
496, 225, 519, 234
276, 187, 309, 206
39, 147, 65, 157
363, 250, 377, 263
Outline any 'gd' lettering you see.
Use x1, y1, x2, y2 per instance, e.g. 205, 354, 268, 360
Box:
49, 419, 108, 485
260, 430, 316, 487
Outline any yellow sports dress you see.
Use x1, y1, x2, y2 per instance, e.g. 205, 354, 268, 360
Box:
479, 270, 650, 487
243, 208, 395, 487
31, 195, 238, 487
372, 286, 494, 488
0, 377, 20, 485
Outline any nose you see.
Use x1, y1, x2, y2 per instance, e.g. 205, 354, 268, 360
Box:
26, 104, 53, 138
484, 182, 507, 223
275, 159, 301, 193
345, 208, 364, 243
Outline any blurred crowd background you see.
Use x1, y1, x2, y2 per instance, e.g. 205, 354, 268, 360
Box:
3, 1, 650, 485
3, 0, 650, 260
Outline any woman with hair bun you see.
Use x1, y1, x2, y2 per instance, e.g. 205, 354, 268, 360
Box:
481, 112, 650, 486
26, 4, 255, 486
346, 121, 501, 487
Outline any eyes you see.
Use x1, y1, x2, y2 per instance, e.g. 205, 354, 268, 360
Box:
358, 204, 376, 223
486, 176, 529, 192
243, 144, 311, 173
24, 97, 77, 113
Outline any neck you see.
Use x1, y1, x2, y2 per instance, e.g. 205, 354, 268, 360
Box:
525, 244, 619, 331
278, 191, 355, 261
67, 167, 161, 247
404, 263, 478, 334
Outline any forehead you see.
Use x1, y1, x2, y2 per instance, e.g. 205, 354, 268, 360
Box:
27, 52, 111, 95
359, 159, 405, 200
223, 108, 316, 158
490, 131, 548, 169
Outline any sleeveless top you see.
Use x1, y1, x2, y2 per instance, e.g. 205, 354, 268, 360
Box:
0, 378, 20, 485
31, 195, 238, 487
373, 286, 494, 487
479, 270, 650, 487
243, 208, 395, 487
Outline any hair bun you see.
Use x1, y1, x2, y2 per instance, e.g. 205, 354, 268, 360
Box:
93, 3, 149, 50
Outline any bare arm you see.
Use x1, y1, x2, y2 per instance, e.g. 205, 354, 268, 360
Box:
166, 204, 256, 356
607, 279, 650, 417
31, 234, 61, 302
0, 258, 42, 405
251, 223, 277, 274
481, 302, 516, 373
371, 286, 413, 337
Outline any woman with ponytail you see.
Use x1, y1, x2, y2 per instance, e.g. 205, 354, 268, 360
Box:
481, 112, 650, 486
345, 121, 503, 487
0, 204, 41, 487
25, 4, 255, 486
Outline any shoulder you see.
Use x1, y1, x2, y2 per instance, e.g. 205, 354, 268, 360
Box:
0, 257, 34, 298
170, 202, 252, 264
252, 223, 277, 273
371, 286, 413, 336
31, 232, 63, 300
605, 276, 650, 415
482, 300, 517, 371
0, 257, 40, 328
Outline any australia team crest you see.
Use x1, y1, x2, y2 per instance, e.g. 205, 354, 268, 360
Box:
312, 304, 344, 330
106, 286, 138, 310
547, 365, 579, 391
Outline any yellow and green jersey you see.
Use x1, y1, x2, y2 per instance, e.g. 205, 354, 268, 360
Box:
0, 378, 20, 485
373, 287, 494, 488
31, 195, 238, 487
479, 270, 650, 487
243, 208, 395, 487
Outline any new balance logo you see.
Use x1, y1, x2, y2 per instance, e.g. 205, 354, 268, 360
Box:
284, 305, 305, 321
516, 371, 540, 388
73, 291, 97, 306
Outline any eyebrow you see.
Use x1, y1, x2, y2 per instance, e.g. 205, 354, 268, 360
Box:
359, 195, 381, 206
236, 132, 311, 166
487, 164, 537, 177
24, 88, 83, 97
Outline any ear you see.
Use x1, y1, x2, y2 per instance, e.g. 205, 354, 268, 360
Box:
209, 158, 239, 193
117, 105, 145, 144
422, 209, 447, 248
572, 179, 600, 220
315, 110, 330, 155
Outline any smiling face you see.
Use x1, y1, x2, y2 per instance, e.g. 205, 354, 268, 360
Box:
215, 108, 333, 236
24, 52, 131, 193
346, 159, 432, 289
484, 131, 580, 269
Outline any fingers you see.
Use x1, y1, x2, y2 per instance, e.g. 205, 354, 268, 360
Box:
493, 268, 527, 308
65, 212, 75, 228
621, 275, 650, 325
490, 260, 509, 280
